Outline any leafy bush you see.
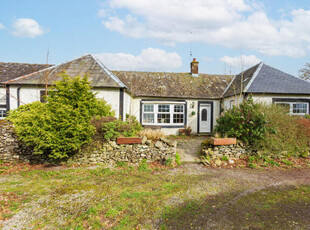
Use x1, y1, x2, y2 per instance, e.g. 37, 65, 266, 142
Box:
91, 114, 142, 141
215, 97, 267, 145
259, 104, 309, 157
8, 74, 114, 159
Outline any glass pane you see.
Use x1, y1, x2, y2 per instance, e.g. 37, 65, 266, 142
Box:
0, 110, 6, 118
293, 103, 307, 114
158, 113, 170, 123
201, 109, 207, 121
143, 113, 154, 123
173, 114, 184, 123
158, 105, 170, 112
144, 104, 154, 112
174, 105, 183, 113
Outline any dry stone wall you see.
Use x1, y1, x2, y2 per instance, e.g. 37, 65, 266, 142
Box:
201, 142, 253, 160
0, 121, 177, 165
69, 137, 177, 165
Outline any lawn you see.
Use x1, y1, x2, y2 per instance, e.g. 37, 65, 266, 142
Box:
0, 163, 309, 229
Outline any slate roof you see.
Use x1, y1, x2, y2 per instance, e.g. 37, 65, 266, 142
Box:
223, 63, 260, 97
3, 55, 126, 88
223, 63, 310, 97
0, 62, 51, 83
113, 71, 234, 99
247, 64, 310, 94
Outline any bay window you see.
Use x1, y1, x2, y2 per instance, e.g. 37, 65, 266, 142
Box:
142, 102, 185, 126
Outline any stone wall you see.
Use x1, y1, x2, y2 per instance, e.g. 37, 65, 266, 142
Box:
0, 121, 177, 165
0, 121, 50, 163
200, 142, 252, 160
69, 137, 177, 165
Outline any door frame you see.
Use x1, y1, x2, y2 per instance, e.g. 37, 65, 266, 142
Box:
197, 101, 214, 134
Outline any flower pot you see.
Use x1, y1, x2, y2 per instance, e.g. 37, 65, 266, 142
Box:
210, 137, 236, 146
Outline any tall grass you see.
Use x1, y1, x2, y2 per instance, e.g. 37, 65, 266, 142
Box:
258, 104, 309, 157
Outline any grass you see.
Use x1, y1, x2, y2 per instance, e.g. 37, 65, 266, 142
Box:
0, 163, 309, 229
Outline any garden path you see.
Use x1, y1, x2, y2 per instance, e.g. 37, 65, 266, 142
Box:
170, 136, 207, 162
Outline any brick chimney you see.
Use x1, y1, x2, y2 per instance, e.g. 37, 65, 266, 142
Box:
191, 58, 199, 77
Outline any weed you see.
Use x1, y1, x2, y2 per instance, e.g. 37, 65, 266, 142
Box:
281, 159, 293, 166
116, 161, 127, 167
138, 160, 151, 172
222, 156, 229, 161
165, 157, 173, 166
175, 153, 181, 165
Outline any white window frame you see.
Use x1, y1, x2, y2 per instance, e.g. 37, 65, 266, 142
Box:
275, 102, 309, 115
0, 109, 6, 119
142, 102, 186, 126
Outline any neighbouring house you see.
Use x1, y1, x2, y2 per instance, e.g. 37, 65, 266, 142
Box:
0, 62, 52, 119
222, 62, 310, 115
1, 55, 310, 135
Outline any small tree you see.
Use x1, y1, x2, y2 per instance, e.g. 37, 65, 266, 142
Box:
8, 74, 114, 159
299, 62, 310, 81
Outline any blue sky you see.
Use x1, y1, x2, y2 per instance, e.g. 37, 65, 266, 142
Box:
0, 0, 310, 76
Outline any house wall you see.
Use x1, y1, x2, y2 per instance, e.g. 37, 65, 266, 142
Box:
128, 97, 221, 135
0, 87, 6, 105
8, 85, 121, 117
250, 94, 310, 104
93, 88, 121, 118
223, 95, 244, 110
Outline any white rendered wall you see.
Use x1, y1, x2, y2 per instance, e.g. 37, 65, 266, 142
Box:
8, 85, 120, 117
129, 97, 220, 135
223, 95, 244, 110
94, 88, 120, 118
0, 87, 6, 105
250, 94, 310, 104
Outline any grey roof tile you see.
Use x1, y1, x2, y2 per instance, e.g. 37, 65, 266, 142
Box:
247, 64, 310, 94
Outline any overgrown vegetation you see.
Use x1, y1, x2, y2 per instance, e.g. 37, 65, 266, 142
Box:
258, 104, 310, 157
91, 114, 142, 141
216, 98, 310, 158
8, 74, 114, 159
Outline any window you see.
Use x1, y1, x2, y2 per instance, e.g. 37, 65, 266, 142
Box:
143, 104, 154, 123
142, 103, 185, 126
229, 100, 235, 109
0, 109, 6, 119
201, 109, 208, 121
276, 102, 309, 115
40, 90, 50, 103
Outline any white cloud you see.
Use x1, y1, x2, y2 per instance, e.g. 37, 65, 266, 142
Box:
220, 55, 261, 70
0, 23, 5, 30
11, 18, 45, 38
99, 0, 310, 58
94, 48, 182, 71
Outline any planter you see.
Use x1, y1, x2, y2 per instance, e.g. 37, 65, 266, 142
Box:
116, 137, 142, 145
179, 128, 192, 136
210, 137, 236, 146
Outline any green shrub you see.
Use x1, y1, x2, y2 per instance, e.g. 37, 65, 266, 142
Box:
8, 74, 114, 159
215, 97, 267, 145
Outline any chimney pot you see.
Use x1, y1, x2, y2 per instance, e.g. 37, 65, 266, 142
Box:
191, 58, 199, 77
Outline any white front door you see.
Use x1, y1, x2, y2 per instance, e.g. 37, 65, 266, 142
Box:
199, 104, 211, 133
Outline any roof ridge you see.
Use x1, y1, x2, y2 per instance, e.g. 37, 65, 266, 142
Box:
91, 54, 127, 88
243, 62, 264, 93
